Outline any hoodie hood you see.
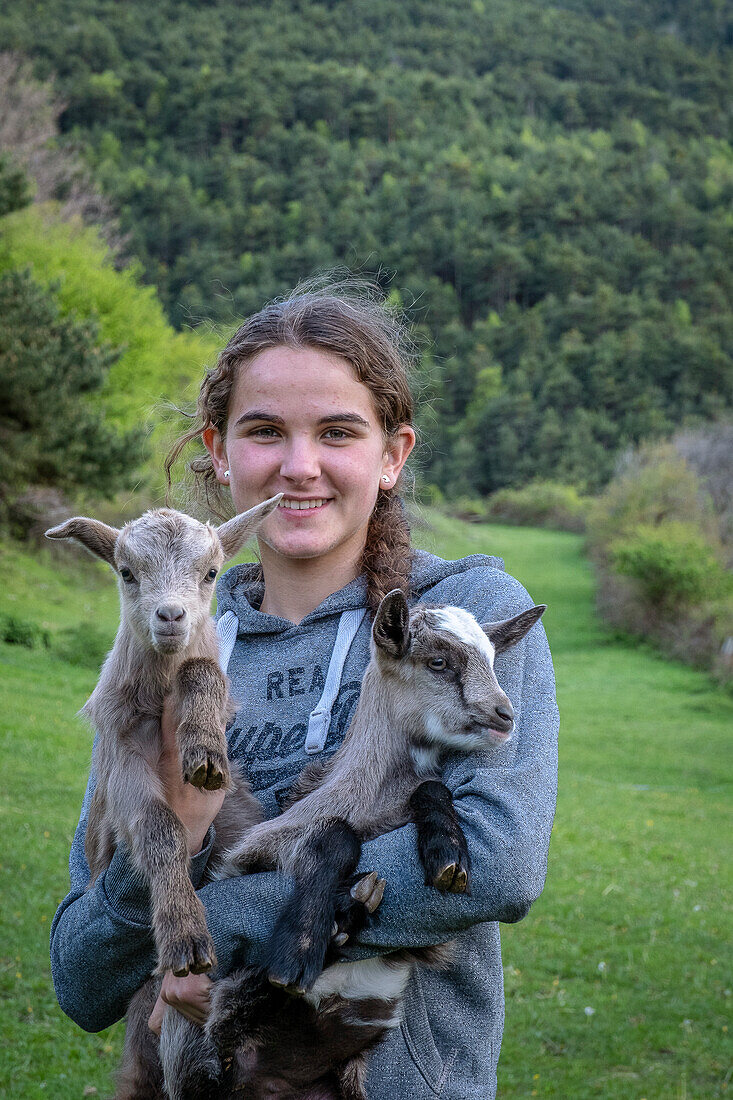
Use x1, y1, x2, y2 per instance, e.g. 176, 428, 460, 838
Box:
215, 549, 505, 637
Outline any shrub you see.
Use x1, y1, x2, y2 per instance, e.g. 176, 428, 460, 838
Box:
589, 441, 732, 676
449, 496, 488, 523
609, 522, 730, 611
586, 443, 720, 558
0, 613, 49, 648
52, 623, 113, 669
485, 480, 588, 532
672, 423, 733, 560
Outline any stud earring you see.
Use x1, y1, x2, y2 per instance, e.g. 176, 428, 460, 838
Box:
381, 475, 390, 485
224, 470, 230, 479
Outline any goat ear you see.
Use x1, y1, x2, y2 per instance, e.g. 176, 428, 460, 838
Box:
372, 589, 411, 657
482, 604, 547, 653
45, 517, 120, 568
216, 494, 283, 560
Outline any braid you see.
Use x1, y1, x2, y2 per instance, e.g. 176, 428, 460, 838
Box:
360, 488, 414, 615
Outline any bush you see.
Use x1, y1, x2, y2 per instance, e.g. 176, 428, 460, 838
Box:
485, 480, 588, 532
52, 622, 113, 669
586, 443, 719, 557
0, 267, 147, 534
610, 522, 730, 611
449, 496, 488, 523
0, 612, 49, 648
672, 423, 733, 561
588, 440, 732, 676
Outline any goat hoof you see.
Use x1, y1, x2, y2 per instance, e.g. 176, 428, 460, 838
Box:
171, 955, 192, 978
433, 862, 458, 891
268, 973, 306, 996
190, 952, 215, 975
183, 748, 230, 791
451, 868, 469, 894
366, 877, 386, 913
204, 761, 225, 790
163, 932, 216, 978
350, 870, 378, 903
188, 762, 209, 788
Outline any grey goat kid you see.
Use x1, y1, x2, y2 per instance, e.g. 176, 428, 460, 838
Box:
45, 496, 281, 979
162, 591, 546, 1099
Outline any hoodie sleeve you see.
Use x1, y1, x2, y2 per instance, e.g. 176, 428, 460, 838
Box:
345, 568, 559, 956
50, 773, 292, 1032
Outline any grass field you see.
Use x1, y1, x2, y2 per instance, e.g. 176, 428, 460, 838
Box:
1, 515, 731, 1098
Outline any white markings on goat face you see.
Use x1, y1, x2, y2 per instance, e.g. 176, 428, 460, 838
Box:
408, 605, 515, 753
426, 607, 496, 668
115, 510, 223, 653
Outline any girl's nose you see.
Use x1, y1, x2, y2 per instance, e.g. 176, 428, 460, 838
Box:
279, 436, 321, 482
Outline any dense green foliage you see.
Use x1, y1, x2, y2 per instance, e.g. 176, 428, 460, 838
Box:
0, 266, 146, 532
1, 0, 731, 492
0, 154, 30, 217
0, 206, 219, 432
610, 520, 730, 608
484, 480, 588, 531
587, 439, 732, 670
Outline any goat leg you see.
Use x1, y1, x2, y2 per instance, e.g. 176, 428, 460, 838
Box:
160, 1008, 225, 1100
131, 798, 216, 975
267, 819, 362, 992
337, 1053, 370, 1100
409, 779, 471, 895
104, 750, 215, 974
115, 978, 165, 1100
173, 657, 232, 792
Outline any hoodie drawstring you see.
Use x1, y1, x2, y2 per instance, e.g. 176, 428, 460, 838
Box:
215, 607, 368, 755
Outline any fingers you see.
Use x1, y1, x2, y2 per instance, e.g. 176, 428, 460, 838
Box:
148, 993, 166, 1035
157, 971, 213, 1027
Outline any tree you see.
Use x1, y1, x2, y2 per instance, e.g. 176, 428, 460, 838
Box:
0, 268, 146, 532
0, 153, 30, 216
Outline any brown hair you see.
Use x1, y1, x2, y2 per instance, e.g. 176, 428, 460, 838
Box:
166, 278, 416, 613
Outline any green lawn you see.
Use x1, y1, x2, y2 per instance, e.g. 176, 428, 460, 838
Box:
1, 518, 731, 1098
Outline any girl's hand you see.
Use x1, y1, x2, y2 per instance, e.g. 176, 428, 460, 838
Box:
159, 695, 226, 855
148, 971, 213, 1034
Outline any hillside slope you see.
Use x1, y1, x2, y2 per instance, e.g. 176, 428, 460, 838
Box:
1, 0, 731, 493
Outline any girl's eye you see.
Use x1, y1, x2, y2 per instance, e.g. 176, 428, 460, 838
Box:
323, 428, 349, 441
427, 657, 447, 671
119, 567, 136, 584
205, 568, 218, 582
249, 426, 280, 439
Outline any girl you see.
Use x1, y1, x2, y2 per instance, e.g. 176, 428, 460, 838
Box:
51, 282, 558, 1099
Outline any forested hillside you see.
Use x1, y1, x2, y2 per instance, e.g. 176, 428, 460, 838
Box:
1, 0, 731, 493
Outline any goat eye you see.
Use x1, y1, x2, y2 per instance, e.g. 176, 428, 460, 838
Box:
119, 567, 136, 583
205, 568, 218, 582
427, 657, 447, 671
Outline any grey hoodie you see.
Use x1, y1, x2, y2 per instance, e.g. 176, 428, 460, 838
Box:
50, 549, 558, 1099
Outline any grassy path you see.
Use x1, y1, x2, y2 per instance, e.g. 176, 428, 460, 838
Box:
1, 519, 731, 1098
420, 512, 732, 1099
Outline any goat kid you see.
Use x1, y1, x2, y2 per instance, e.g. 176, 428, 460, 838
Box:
161, 591, 546, 1099
45, 496, 281, 979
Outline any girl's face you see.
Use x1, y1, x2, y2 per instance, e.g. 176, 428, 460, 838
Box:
204, 345, 414, 570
